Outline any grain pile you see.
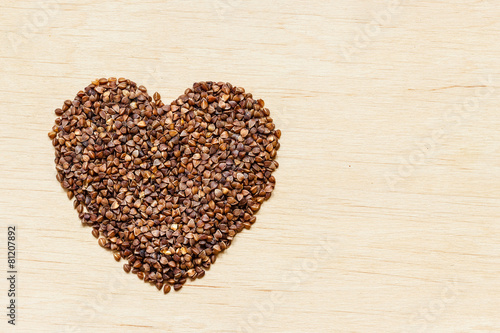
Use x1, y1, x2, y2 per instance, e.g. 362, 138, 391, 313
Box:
49, 78, 280, 293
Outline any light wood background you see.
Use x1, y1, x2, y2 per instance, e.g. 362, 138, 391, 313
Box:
1, 1, 500, 332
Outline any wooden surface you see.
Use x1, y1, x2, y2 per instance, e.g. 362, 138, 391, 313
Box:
1, 1, 500, 332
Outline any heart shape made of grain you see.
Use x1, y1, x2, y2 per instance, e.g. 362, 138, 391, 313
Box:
49, 78, 280, 293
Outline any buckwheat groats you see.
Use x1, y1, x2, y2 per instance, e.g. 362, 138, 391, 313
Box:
48, 78, 280, 293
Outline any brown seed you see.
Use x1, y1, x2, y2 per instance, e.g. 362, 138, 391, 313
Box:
163, 284, 171, 294
236, 173, 245, 182
113, 252, 121, 261
201, 99, 208, 109
98, 238, 106, 247
123, 264, 131, 273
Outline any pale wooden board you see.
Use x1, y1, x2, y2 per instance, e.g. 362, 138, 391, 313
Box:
1, 0, 500, 332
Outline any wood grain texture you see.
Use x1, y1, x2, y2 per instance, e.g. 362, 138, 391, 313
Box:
1, 0, 500, 332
